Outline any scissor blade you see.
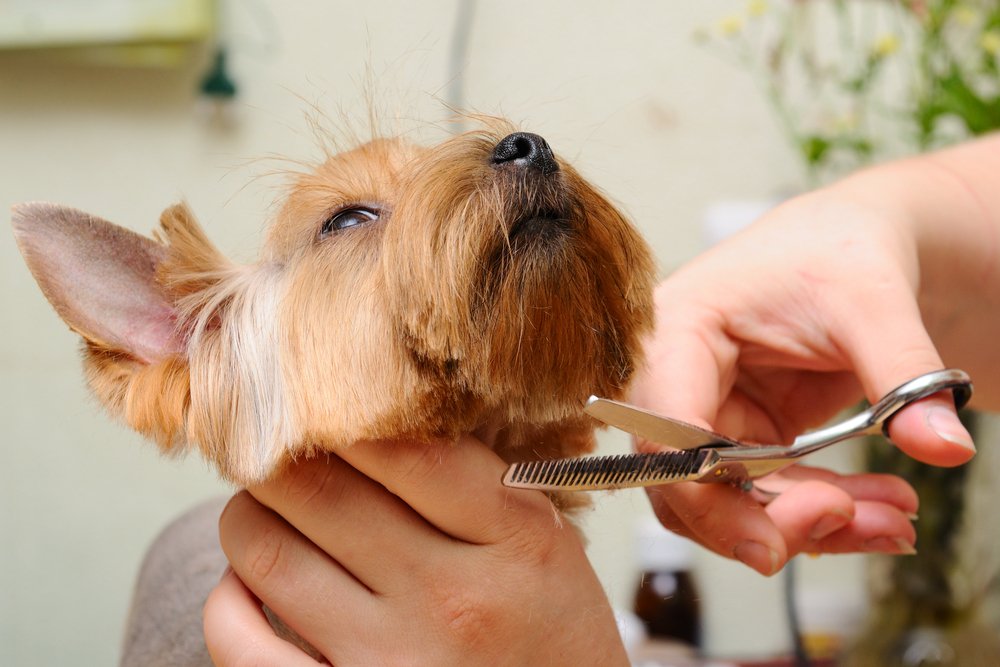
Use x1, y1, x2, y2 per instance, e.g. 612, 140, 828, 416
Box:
584, 396, 740, 450
502, 450, 715, 491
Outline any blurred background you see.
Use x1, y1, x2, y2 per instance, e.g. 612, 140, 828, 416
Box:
3, 1, 1000, 665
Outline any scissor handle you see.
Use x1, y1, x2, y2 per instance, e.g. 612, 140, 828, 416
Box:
869, 368, 972, 432
789, 369, 973, 456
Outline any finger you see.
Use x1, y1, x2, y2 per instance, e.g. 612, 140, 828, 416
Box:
203, 569, 324, 667
249, 456, 449, 591
766, 465, 919, 515
336, 435, 555, 545
218, 491, 379, 658
646, 481, 786, 576
811, 500, 917, 555
763, 480, 855, 556
837, 289, 974, 465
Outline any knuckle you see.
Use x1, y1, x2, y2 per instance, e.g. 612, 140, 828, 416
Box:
218, 491, 255, 542
218, 493, 294, 594
676, 497, 714, 528
428, 582, 500, 648
490, 501, 566, 568
512, 518, 563, 567
395, 440, 450, 485
280, 458, 343, 510
887, 347, 942, 378
243, 524, 288, 590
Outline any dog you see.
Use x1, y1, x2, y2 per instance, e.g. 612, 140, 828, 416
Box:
12, 118, 655, 665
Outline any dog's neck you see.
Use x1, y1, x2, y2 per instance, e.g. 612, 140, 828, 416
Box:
472, 419, 504, 450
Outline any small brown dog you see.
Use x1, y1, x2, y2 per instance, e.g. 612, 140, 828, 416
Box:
13, 118, 655, 665
13, 119, 654, 488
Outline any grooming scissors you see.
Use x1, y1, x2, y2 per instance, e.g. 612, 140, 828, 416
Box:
502, 369, 972, 492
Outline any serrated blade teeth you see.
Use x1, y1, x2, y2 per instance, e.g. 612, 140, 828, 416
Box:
502, 450, 712, 491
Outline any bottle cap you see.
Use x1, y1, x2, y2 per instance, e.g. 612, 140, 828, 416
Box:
635, 516, 694, 571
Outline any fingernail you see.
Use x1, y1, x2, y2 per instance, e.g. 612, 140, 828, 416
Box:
926, 407, 976, 452
219, 565, 233, 582
865, 536, 917, 555
907, 513, 919, 521
734, 541, 781, 576
809, 509, 852, 541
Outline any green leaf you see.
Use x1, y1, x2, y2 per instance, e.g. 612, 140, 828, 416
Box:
914, 99, 946, 139
936, 70, 1000, 135
800, 135, 832, 166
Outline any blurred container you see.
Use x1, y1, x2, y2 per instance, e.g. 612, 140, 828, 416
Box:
633, 517, 702, 650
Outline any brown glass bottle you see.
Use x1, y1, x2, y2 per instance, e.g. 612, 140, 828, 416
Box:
633, 518, 702, 649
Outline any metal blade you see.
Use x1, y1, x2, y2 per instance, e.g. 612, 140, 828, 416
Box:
584, 396, 741, 450
502, 450, 715, 491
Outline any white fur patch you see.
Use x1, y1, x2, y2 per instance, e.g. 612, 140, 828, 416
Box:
187, 263, 298, 482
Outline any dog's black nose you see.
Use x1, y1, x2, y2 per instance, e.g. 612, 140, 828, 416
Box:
491, 132, 559, 175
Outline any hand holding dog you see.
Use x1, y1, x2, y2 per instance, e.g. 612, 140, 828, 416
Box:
204, 437, 629, 667
633, 134, 1000, 574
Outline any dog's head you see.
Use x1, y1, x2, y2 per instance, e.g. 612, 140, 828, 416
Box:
13, 120, 655, 483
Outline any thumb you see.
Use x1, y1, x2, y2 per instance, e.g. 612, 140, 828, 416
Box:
887, 395, 974, 466
630, 314, 734, 430
840, 296, 975, 467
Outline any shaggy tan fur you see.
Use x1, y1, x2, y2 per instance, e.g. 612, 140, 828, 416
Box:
12, 119, 655, 488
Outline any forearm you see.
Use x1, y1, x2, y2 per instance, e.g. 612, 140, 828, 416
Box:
829, 135, 1000, 408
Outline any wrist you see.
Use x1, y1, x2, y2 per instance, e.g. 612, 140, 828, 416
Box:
821, 159, 989, 307
819, 144, 1000, 405
838, 144, 1000, 301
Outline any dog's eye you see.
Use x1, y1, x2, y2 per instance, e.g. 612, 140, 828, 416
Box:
320, 207, 380, 238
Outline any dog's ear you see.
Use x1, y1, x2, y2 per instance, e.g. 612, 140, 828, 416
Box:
13, 202, 293, 483
12, 203, 184, 362
11, 203, 206, 456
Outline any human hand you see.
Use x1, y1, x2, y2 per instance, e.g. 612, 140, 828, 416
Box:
632, 186, 976, 575
203, 437, 629, 666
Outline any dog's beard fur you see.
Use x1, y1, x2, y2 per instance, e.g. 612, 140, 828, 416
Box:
13, 118, 655, 487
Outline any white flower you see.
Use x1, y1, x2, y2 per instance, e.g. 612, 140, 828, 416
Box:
981, 30, 1000, 55
952, 6, 980, 27
718, 14, 745, 38
871, 34, 901, 58
748, 0, 769, 18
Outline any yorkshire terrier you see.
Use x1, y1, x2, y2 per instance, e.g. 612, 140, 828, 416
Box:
13, 119, 655, 664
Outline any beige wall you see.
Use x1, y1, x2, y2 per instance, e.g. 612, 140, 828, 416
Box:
1, 1, 864, 664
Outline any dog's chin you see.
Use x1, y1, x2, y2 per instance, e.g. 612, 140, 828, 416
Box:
508, 212, 571, 244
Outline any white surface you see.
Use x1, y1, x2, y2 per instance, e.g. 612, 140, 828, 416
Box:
636, 515, 695, 572
703, 199, 780, 246
0, 0, 213, 47
0, 2, 854, 665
